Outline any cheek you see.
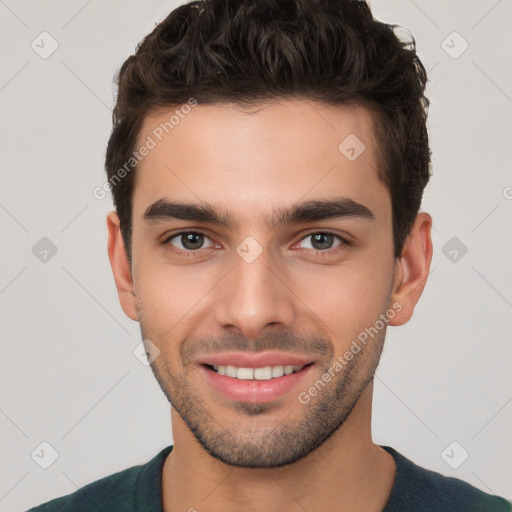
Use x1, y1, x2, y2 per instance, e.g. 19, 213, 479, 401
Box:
293, 257, 393, 341
135, 274, 193, 371
134, 261, 217, 336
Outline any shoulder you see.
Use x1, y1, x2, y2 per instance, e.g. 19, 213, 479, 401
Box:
26, 446, 173, 512
381, 446, 512, 512
26, 464, 142, 512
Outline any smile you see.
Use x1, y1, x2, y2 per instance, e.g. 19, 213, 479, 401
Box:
208, 364, 307, 380
201, 362, 315, 403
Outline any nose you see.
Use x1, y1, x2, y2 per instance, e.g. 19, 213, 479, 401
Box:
213, 245, 295, 340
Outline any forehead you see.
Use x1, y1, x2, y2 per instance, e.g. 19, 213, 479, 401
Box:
132, 99, 390, 226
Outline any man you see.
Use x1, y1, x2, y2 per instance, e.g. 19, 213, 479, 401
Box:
28, 0, 511, 510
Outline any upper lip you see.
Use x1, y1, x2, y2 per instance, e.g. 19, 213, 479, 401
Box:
196, 351, 315, 368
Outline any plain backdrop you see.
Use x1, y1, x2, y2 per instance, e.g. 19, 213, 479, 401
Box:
1, 0, 511, 510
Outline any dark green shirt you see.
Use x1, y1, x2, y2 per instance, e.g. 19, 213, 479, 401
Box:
27, 445, 511, 511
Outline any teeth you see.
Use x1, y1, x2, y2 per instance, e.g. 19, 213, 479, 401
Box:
253, 366, 272, 380
226, 365, 237, 378
211, 363, 306, 380
237, 367, 254, 380
271, 365, 284, 377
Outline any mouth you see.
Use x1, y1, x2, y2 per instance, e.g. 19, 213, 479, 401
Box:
204, 363, 312, 380
199, 358, 315, 404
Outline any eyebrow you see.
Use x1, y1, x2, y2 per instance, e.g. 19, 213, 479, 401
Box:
143, 197, 375, 230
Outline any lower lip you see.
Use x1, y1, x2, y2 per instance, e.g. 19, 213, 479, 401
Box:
200, 364, 314, 404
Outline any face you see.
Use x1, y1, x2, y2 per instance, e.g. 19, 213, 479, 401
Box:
108, 99, 428, 468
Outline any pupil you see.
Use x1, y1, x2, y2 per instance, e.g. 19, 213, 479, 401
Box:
312, 233, 333, 250
183, 233, 203, 250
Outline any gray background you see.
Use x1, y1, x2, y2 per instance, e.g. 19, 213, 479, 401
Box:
1, 0, 511, 510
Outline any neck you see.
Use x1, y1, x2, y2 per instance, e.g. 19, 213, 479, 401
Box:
162, 381, 396, 512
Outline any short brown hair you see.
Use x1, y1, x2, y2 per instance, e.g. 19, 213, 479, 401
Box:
105, 0, 431, 263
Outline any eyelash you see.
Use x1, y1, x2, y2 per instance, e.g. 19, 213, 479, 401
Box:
161, 230, 350, 257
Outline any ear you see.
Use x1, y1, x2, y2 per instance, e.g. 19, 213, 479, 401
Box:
106, 210, 138, 322
388, 212, 433, 326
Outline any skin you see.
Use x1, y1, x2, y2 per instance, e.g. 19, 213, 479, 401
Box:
107, 99, 433, 511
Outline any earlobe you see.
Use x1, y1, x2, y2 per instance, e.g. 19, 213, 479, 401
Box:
106, 210, 139, 322
388, 212, 433, 326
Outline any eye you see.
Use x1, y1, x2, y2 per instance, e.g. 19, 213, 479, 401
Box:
296, 232, 347, 252
162, 230, 349, 256
164, 231, 217, 252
